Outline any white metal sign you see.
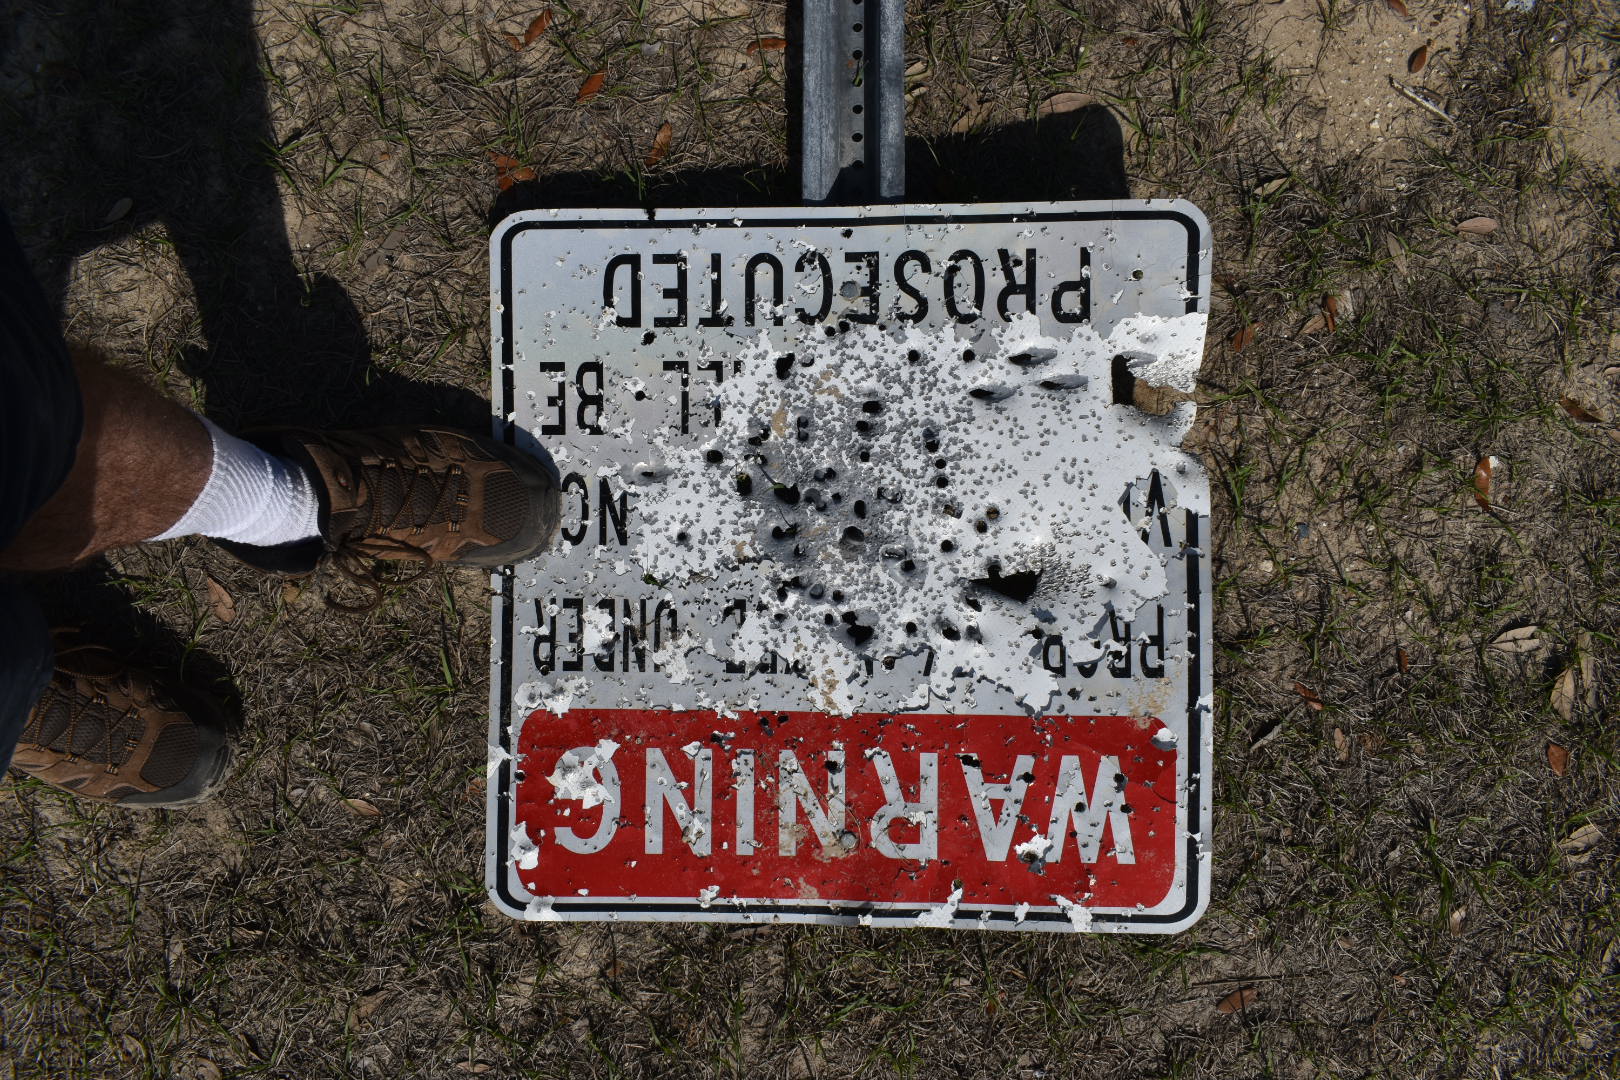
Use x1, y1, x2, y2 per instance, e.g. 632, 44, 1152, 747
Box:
489, 202, 1212, 932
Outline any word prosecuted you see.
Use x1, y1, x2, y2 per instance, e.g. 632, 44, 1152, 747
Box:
599, 246, 1096, 329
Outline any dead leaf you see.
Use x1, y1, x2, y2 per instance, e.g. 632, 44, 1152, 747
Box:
1547, 743, 1570, 778
576, 70, 607, 102
1036, 92, 1093, 117
280, 582, 303, 606
1408, 42, 1429, 74
1448, 905, 1467, 936
1215, 986, 1259, 1013
1557, 822, 1602, 857
950, 99, 995, 134
747, 36, 788, 53
454, 1063, 496, 1075
1385, 0, 1411, 17
1294, 681, 1325, 711
1297, 311, 1329, 336
1231, 322, 1260, 351
1472, 455, 1494, 509
1251, 176, 1290, 200
1332, 726, 1351, 762
490, 152, 535, 191
188, 1060, 224, 1080
1552, 665, 1578, 721
104, 197, 133, 224
503, 32, 523, 51
1559, 396, 1604, 423
205, 576, 237, 624
645, 121, 673, 166
1487, 625, 1542, 655
343, 797, 383, 817
1385, 233, 1410, 275
524, 9, 554, 45
1456, 216, 1498, 237
1396, 646, 1410, 674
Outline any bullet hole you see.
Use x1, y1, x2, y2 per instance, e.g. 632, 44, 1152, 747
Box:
824, 325, 838, 338
975, 519, 988, 533
907, 349, 922, 363
974, 563, 1043, 603
797, 415, 810, 442
940, 539, 955, 552
1040, 375, 1089, 390
862, 400, 883, 415
831, 590, 844, 603
820, 467, 839, 481
1120, 803, 1134, 815
942, 504, 961, 518
633, 389, 646, 401
923, 429, 940, 452
900, 559, 916, 573
823, 613, 835, 625
905, 621, 918, 635
770, 524, 798, 540
853, 499, 867, 518
1110, 354, 1136, 406
845, 620, 875, 646
855, 420, 871, 434
934, 475, 949, 487
809, 584, 825, 599
940, 622, 961, 641
985, 506, 1000, 520
839, 830, 858, 850
676, 531, 690, 543
840, 281, 859, 298
964, 596, 982, 612
1131, 268, 1144, 280
735, 473, 753, 496
825, 757, 843, 773
642, 331, 656, 345
773, 484, 801, 505
858, 450, 870, 462
775, 354, 794, 380
1018, 771, 1036, 784
841, 228, 853, 238
969, 385, 1016, 402
935, 457, 947, 469
705, 449, 723, 464
776, 585, 789, 601
961, 348, 976, 363
831, 492, 843, 503
842, 526, 865, 544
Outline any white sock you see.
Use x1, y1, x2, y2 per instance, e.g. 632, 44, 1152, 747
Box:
148, 416, 322, 547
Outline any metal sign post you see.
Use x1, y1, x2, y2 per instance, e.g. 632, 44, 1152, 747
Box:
486, 4, 1213, 933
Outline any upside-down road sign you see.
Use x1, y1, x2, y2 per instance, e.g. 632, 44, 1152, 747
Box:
489, 201, 1212, 932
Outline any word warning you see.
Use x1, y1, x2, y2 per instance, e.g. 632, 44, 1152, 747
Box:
489, 203, 1213, 932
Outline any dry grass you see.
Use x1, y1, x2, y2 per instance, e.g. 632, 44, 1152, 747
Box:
1, 0, 1617, 1077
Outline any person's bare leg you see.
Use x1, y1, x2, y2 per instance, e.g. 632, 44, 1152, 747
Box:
0, 349, 210, 572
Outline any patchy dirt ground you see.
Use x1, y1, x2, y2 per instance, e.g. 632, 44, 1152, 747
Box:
2, 0, 1617, 1077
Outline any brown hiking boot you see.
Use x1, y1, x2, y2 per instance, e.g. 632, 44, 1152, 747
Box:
216, 427, 560, 607
9, 640, 232, 807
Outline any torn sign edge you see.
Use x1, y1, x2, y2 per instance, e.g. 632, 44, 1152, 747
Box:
484, 201, 1214, 933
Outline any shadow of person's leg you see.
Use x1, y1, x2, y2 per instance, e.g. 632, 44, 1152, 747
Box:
0, 0, 493, 432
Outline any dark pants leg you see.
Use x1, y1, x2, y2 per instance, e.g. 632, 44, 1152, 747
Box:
0, 581, 52, 770
0, 206, 82, 768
